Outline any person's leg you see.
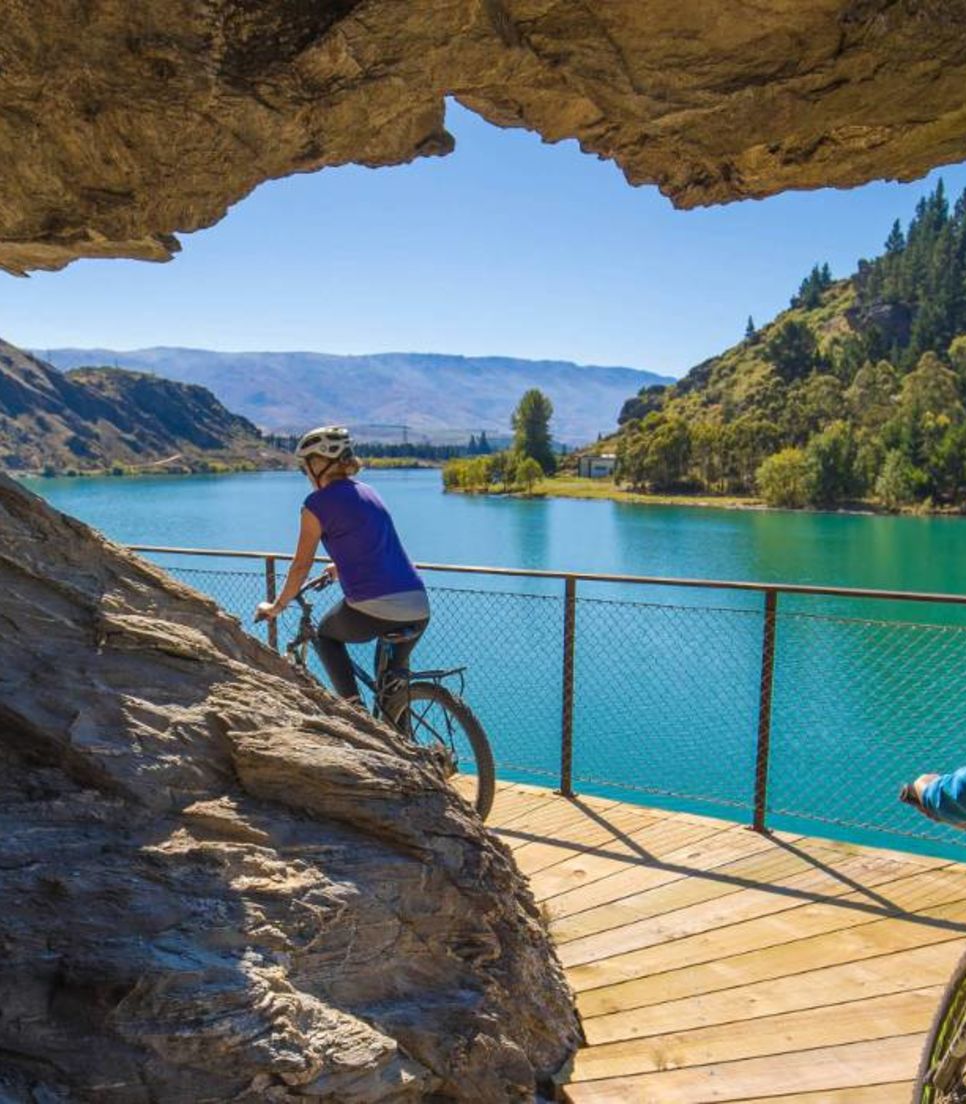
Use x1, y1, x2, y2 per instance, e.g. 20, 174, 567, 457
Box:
386, 617, 429, 678
316, 601, 389, 699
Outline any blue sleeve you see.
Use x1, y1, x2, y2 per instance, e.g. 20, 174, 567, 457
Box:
921, 767, 966, 825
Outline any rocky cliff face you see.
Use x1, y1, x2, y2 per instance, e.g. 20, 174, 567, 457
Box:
3, 1, 966, 273
0, 338, 286, 472
0, 473, 580, 1101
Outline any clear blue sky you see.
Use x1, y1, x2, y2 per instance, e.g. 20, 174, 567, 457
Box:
5, 102, 966, 379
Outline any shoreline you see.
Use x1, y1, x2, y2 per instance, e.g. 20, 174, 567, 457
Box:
449, 476, 966, 519
8, 458, 439, 480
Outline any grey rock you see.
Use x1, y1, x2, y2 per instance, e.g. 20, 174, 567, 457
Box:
0, 474, 580, 1102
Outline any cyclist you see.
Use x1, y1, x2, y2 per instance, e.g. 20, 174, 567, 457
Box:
255, 426, 430, 706
901, 769, 966, 827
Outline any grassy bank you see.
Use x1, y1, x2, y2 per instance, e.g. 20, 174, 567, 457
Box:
448, 475, 958, 515
361, 458, 442, 470
536, 476, 762, 509
447, 474, 763, 509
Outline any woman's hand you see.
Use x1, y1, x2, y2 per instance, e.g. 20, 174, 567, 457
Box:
254, 601, 281, 622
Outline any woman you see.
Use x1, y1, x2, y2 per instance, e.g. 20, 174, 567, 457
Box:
255, 426, 430, 705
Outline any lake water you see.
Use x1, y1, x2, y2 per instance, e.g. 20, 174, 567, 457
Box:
21, 468, 966, 858
21, 467, 966, 592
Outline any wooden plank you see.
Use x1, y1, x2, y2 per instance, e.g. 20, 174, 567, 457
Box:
558, 847, 942, 969
543, 820, 737, 919
481, 786, 568, 829
501, 798, 658, 853
545, 826, 835, 924
582, 939, 961, 1046
735, 1083, 912, 1103
533, 821, 782, 906
564, 1034, 925, 1103
511, 804, 670, 876
570, 986, 938, 1081
491, 798, 626, 846
577, 866, 966, 1015
552, 838, 844, 947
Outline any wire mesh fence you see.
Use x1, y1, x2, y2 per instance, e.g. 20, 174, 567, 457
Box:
146, 549, 966, 859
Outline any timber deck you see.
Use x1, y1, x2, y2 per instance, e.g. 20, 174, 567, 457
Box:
481, 780, 966, 1103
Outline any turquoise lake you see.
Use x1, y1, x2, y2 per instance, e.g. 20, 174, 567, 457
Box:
22, 468, 966, 858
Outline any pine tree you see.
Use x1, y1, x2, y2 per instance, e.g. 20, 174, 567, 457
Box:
467, 433, 478, 455
477, 430, 491, 454
745, 316, 756, 341
885, 219, 905, 255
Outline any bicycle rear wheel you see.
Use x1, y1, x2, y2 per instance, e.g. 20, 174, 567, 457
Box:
385, 682, 495, 821
914, 946, 966, 1103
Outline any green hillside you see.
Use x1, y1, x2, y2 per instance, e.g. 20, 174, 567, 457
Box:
610, 181, 966, 510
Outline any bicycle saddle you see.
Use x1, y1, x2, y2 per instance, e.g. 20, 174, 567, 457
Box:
380, 625, 423, 644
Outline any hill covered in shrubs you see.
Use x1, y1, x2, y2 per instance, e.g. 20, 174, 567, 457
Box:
612, 182, 966, 510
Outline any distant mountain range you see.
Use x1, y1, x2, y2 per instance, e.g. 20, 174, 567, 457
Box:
37, 348, 673, 445
0, 338, 287, 473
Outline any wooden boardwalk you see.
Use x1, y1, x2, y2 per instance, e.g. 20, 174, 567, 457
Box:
483, 781, 966, 1104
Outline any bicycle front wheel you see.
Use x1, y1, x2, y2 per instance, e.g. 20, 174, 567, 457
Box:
385, 682, 495, 821
914, 946, 966, 1103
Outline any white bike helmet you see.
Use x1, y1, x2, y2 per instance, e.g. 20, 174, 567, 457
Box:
295, 425, 354, 467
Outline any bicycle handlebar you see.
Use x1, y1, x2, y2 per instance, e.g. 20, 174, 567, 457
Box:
294, 572, 336, 602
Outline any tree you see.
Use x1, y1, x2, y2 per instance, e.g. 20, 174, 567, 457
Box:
798, 374, 845, 440
792, 263, 833, 309
884, 219, 905, 256
845, 360, 899, 430
512, 389, 556, 474
690, 422, 724, 491
467, 456, 493, 490
899, 352, 964, 422
764, 320, 817, 382
477, 430, 492, 454
722, 417, 780, 491
805, 420, 860, 505
467, 434, 478, 454
745, 316, 757, 342
949, 335, 966, 380
875, 449, 923, 509
755, 448, 814, 508
516, 456, 543, 494
616, 414, 691, 491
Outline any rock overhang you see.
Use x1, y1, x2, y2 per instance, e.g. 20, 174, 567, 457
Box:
2, 0, 966, 274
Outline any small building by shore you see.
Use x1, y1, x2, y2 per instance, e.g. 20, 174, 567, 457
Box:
577, 453, 617, 479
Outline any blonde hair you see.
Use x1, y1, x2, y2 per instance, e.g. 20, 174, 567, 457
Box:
324, 456, 361, 481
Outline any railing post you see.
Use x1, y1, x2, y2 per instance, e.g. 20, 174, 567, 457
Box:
264, 555, 279, 653
559, 574, 577, 799
752, 588, 778, 833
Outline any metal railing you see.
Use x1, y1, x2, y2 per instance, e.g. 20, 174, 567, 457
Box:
131, 544, 966, 858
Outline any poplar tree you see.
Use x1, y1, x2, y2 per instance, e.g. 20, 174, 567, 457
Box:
512, 389, 556, 474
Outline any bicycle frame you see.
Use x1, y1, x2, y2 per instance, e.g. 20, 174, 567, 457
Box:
283, 574, 466, 719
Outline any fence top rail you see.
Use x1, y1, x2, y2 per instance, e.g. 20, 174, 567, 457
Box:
127, 544, 966, 607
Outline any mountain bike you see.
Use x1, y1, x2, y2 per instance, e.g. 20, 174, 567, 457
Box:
281, 573, 495, 820
900, 780, 966, 1102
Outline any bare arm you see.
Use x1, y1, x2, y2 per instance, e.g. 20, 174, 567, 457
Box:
256, 508, 323, 620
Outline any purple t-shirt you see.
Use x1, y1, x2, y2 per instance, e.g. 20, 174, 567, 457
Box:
303, 479, 425, 605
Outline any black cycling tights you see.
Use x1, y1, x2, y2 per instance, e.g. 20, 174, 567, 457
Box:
316, 599, 429, 700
